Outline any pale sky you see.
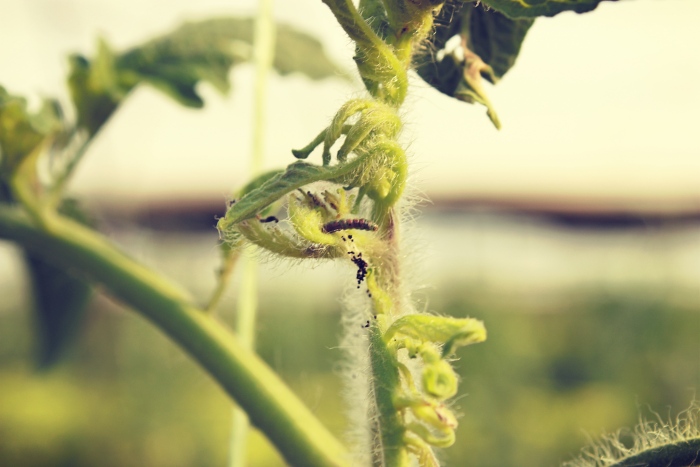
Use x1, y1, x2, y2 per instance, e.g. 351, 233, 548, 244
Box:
1, 0, 699, 208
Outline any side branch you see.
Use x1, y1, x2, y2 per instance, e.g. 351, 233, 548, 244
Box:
0, 206, 349, 467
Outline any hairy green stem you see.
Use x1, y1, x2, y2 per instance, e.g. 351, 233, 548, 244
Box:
367, 207, 409, 467
368, 326, 409, 467
321, 0, 407, 106
0, 206, 349, 467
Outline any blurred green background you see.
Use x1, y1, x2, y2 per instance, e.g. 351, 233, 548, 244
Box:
2, 0, 700, 465
1, 213, 699, 467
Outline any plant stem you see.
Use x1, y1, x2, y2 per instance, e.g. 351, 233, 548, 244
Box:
229, 252, 259, 467
229, 1, 275, 465
368, 208, 409, 467
205, 247, 241, 312
368, 325, 408, 467
0, 205, 349, 467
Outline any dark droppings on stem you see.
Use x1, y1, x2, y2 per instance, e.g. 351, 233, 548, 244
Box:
350, 251, 368, 287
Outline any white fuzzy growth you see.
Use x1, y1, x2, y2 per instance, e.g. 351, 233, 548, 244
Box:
339, 288, 374, 466
564, 402, 700, 467
338, 181, 438, 465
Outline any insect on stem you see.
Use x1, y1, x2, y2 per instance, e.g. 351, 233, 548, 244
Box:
322, 218, 379, 234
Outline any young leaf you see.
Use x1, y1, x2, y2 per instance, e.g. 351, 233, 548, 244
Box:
414, 3, 533, 128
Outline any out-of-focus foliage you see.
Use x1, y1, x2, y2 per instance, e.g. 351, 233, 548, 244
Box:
1, 16, 345, 370
0, 88, 93, 370
0, 287, 696, 466
0, 86, 63, 178
69, 17, 346, 136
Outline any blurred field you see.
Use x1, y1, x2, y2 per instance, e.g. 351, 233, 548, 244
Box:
1, 213, 699, 466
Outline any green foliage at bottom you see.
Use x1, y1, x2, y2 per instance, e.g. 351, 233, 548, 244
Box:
0, 287, 697, 466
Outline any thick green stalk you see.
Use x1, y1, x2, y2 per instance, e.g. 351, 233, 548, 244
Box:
0, 206, 349, 467
367, 208, 409, 467
229, 0, 275, 465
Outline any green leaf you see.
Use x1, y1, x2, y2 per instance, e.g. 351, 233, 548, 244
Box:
219, 151, 375, 230
414, 0, 615, 123
465, 6, 534, 81
480, 0, 614, 19
26, 199, 94, 369
69, 18, 346, 136
415, 3, 534, 128
115, 19, 252, 108
384, 314, 487, 357
274, 23, 350, 80
237, 169, 285, 198
0, 86, 63, 176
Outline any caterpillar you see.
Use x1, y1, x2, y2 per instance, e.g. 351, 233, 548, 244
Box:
322, 218, 378, 233
259, 215, 279, 223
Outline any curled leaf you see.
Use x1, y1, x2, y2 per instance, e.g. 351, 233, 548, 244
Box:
422, 359, 459, 400
384, 314, 486, 355
218, 150, 377, 230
